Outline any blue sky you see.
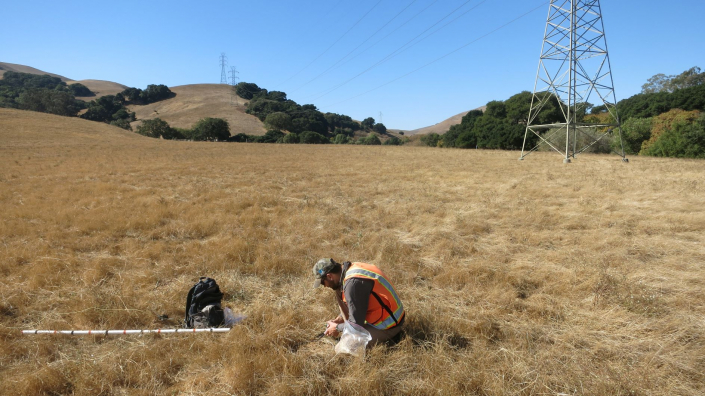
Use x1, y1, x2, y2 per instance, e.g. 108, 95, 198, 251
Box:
2, 0, 703, 130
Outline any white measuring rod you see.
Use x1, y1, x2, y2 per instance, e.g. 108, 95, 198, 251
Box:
23, 328, 231, 335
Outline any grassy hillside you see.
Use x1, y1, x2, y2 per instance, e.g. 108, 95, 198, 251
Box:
71, 79, 128, 100
0, 108, 147, 146
1, 63, 265, 135
0, 61, 71, 81
1, 108, 704, 395
403, 106, 486, 136
128, 84, 267, 135
0, 62, 126, 99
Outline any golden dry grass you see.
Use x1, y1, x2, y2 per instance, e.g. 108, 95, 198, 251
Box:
1, 108, 704, 395
0, 62, 71, 82
70, 80, 129, 100
0, 62, 127, 100
404, 106, 486, 136
128, 84, 266, 135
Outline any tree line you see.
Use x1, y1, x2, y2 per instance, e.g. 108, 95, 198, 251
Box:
234, 82, 401, 145
137, 116, 405, 146
594, 67, 704, 158
421, 91, 565, 150
136, 82, 405, 145
0, 71, 88, 116
422, 66, 705, 159
0, 71, 173, 131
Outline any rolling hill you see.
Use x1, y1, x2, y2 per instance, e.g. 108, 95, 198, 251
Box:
72, 79, 128, 100
1, 62, 267, 135
400, 106, 486, 136
127, 84, 266, 135
0, 61, 128, 100
1, 61, 483, 136
0, 61, 71, 81
0, 107, 149, 147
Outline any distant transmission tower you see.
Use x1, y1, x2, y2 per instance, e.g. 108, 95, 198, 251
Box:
219, 53, 228, 84
379, 111, 383, 124
520, 0, 628, 163
229, 66, 239, 105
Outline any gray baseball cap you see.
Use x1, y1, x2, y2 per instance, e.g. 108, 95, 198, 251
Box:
312, 258, 337, 288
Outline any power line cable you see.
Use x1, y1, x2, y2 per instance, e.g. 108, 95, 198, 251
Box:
321, 1, 549, 109
269, 1, 347, 90
322, 0, 346, 20
302, 0, 488, 102
327, 0, 441, 75
289, 0, 420, 94
274, 0, 386, 89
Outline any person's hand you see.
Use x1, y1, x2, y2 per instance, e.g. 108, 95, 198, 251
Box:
325, 321, 340, 337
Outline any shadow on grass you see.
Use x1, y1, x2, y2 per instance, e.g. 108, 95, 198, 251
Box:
392, 314, 473, 350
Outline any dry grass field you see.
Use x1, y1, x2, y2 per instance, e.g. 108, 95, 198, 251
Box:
1, 108, 704, 395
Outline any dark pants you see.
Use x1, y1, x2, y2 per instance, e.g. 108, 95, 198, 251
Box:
363, 321, 404, 346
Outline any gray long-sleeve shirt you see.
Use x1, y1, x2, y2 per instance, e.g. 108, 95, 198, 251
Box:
343, 277, 375, 325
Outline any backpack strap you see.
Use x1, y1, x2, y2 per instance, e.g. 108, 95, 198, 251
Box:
370, 290, 399, 327
341, 261, 352, 278
185, 282, 198, 327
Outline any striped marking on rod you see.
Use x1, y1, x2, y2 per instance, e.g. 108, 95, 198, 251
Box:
23, 328, 232, 335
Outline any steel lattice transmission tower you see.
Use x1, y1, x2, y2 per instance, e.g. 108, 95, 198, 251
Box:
219, 53, 228, 84
229, 66, 239, 105
520, 0, 628, 163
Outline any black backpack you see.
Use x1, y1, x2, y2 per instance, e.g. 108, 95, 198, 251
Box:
185, 277, 225, 328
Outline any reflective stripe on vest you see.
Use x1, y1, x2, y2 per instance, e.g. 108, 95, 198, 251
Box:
344, 263, 405, 330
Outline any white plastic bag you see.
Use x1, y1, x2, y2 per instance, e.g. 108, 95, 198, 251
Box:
334, 321, 372, 357
223, 307, 246, 327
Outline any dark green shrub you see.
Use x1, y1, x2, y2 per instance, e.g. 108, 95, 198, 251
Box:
332, 134, 351, 144
265, 112, 292, 131
235, 82, 264, 100
360, 133, 381, 145
420, 133, 441, 147
279, 133, 299, 144
383, 136, 403, 146
120, 87, 143, 102
68, 83, 93, 97
373, 123, 387, 134
612, 117, 652, 155
17, 89, 82, 116
140, 84, 172, 103
228, 133, 253, 142
443, 124, 464, 148
191, 117, 230, 141
325, 113, 360, 132
299, 131, 329, 144
136, 118, 173, 138
110, 119, 133, 130
642, 113, 705, 158
255, 130, 285, 143
81, 95, 127, 123
0, 71, 65, 90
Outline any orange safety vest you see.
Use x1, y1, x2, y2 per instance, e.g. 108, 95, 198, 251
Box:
342, 262, 405, 330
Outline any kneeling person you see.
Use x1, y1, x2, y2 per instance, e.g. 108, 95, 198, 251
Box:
313, 258, 405, 346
